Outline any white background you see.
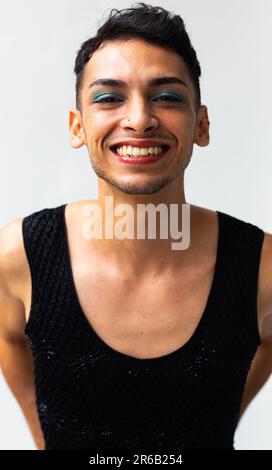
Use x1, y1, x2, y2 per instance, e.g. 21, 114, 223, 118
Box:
0, 0, 271, 449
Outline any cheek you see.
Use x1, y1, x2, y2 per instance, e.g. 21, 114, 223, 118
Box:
171, 115, 195, 144
87, 112, 126, 160
163, 110, 186, 128
90, 138, 105, 160
84, 117, 106, 157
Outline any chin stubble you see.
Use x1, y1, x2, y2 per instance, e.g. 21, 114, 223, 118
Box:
90, 160, 182, 195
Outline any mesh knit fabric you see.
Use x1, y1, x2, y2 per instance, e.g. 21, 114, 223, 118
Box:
22, 204, 264, 450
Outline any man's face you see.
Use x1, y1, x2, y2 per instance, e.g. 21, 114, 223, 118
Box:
70, 38, 209, 195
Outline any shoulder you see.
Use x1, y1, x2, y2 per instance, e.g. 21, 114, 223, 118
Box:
216, 210, 272, 340
0, 218, 29, 340
0, 217, 27, 279
0, 200, 83, 288
195, 206, 272, 341
258, 231, 272, 342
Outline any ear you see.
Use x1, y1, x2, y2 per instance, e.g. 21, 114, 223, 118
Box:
69, 109, 86, 149
194, 105, 210, 147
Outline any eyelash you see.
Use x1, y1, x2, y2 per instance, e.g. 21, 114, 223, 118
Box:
94, 94, 184, 104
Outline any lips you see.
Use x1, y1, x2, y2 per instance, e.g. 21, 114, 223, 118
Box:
109, 142, 170, 152
109, 145, 170, 165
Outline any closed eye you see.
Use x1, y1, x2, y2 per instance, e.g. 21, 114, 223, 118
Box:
96, 96, 122, 103
94, 94, 184, 103
153, 95, 184, 102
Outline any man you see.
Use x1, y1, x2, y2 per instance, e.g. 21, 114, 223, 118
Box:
0, 3, 272, 450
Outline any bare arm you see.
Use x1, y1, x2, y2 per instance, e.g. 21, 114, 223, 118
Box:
239, 232, 272, 421
0, 337, 45, 450
0, 219, 45, 450
239, 332, 272, 420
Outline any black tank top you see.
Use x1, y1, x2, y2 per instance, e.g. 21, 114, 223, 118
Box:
22, 203, 264, 450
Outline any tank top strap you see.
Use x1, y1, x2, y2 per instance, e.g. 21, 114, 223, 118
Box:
22, 203, 67, 336
215, 210, 265, 346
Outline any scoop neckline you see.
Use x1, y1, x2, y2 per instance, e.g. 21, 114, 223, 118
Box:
61, 203, 222, 365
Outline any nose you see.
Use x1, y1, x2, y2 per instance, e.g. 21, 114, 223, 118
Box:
120, 96, 159, 133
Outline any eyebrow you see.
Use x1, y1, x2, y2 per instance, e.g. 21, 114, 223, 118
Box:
88, 76, 188, 89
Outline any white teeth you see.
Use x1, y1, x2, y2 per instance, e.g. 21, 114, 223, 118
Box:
116, 145, 165, 157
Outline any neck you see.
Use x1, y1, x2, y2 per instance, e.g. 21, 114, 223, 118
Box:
83, 175, 197, 278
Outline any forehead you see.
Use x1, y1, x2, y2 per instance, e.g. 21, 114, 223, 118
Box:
83, 38, 193, 90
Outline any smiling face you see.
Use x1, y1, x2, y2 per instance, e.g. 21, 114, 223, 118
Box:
69, 38, 210, 195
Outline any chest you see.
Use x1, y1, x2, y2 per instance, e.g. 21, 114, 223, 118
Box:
69, 258, 215, 359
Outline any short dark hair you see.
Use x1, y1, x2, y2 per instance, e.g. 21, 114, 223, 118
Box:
74, 2, 202, 112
